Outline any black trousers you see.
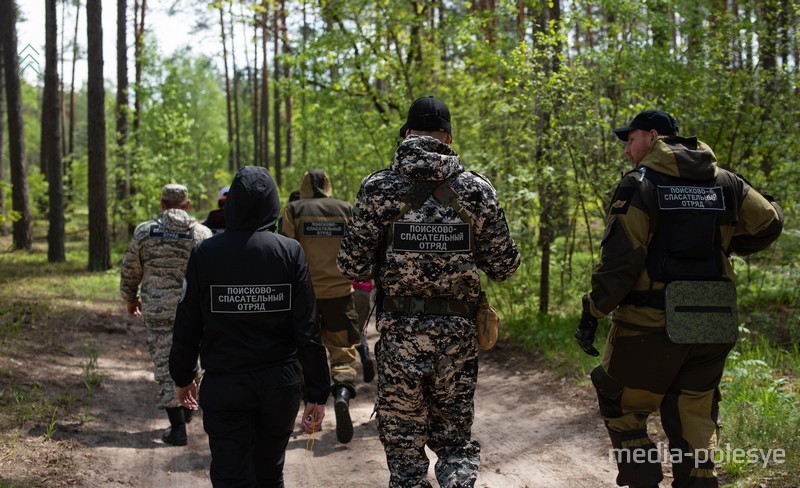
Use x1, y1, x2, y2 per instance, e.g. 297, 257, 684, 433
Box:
200, 366, 303, 488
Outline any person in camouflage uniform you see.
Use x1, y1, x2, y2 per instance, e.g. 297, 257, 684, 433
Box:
575, 110, 784, 488
337, 96, 520, 488
120, 184, 213, 446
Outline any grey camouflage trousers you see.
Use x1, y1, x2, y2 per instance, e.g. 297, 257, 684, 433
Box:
144, 318, 182, 409
375, 327, 480, 488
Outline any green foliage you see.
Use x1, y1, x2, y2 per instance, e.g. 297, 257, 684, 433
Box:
719, 338, 800, 481
117, 40, 231, 229
734, 229, 800, 343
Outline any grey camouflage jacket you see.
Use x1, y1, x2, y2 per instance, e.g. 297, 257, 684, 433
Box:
120, 209, 213, 321
337, 135, 520, 333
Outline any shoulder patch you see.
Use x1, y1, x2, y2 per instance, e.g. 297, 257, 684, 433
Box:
610, 187, 635, 214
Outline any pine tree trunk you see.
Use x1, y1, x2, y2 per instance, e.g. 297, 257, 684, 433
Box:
229, 2, 242, 169
43, 0, 66, 262
0, 44, 7, 237
68, 0, 80, 159
87, 0, 111, 271
260, 0, 270, 170
280, 0, 292, 168
252, 12, 259, 166
133, 0, 146, 144
1, 0, 33, 250
273, 4, 282, 187
219, 5, 234, 171
300, 0, 307, 166
59, 0, 67, 159
116, 0, 130, 235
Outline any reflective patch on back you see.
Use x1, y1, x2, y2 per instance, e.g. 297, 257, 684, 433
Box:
657, 186, 725, 211
301, 221, 345, 237
210, 284, 292, 313
149, 225, 193, 239
392, 222, 471, 253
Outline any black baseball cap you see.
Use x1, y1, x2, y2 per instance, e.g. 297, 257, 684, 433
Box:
613, 110, 679, 141
399, 96, 451, 138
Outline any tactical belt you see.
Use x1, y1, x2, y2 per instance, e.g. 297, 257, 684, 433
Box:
382, 295, 477, 318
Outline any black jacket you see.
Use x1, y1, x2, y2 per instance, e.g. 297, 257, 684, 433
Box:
170, 166, 330, 404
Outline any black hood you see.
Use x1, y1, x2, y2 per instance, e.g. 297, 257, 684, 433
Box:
224, 166, 280, 231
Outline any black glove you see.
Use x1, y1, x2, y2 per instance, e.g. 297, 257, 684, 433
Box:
574, 295, 600, 357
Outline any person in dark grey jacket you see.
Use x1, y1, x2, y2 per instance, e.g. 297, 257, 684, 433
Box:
170, 166, 330, 488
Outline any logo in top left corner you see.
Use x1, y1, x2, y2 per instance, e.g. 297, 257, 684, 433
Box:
18, 44, 41, 76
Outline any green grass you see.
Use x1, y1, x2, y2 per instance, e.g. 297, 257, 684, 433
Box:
0, 231, 119, 483
718, 336, 800, 483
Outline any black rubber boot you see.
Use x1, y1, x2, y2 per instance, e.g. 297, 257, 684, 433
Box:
162, 407, 187, 446
333, 387, 353, 444
357, 341, 375, 383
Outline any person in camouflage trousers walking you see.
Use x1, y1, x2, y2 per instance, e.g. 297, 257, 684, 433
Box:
338, 96, 520, 488
120, 184, 213, 446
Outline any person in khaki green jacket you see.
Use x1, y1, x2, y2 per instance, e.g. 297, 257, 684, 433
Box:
120, 184, 213, 446
575, 110, 784, 488
280, 169, 360, 444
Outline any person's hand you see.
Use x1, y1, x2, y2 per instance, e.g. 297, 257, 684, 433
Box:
574, 295, 600, 357
301, 402, 325, 434
177, 380, 198, 410
127, 298, 142, 318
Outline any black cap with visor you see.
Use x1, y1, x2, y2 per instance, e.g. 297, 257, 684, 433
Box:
399, 96, 451, 138
613, 110, 679, 141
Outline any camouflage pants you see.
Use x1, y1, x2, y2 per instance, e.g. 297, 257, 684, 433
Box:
593, 322, 734, 488
143, 318, 181, 409
317, 295, 359, 395
375, 327, 480, 488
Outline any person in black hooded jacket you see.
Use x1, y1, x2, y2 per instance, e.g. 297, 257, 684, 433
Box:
170, 166, 330, 487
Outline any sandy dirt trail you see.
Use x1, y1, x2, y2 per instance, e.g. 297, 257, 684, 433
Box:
68, 317, 672, 488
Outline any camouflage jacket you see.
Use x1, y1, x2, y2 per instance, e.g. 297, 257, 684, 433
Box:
120, 209, 213, 320
588, 136, 784, 328
337, 135, 520, 335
